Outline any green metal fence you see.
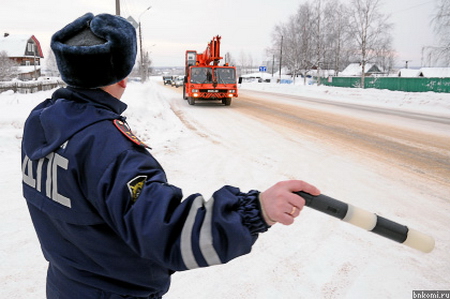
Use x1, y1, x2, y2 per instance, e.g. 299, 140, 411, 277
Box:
320, 76, 450, 93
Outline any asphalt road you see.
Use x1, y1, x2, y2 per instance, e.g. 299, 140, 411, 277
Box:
233, 89, 450, 187
167, 84, 450, 189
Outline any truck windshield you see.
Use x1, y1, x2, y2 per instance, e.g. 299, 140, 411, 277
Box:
190, 67, 212, 84
215, 68, 236, 84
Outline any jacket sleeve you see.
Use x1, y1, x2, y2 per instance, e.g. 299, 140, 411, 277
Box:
93, 147, 270, 271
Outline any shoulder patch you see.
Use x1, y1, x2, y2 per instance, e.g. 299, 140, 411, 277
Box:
113, 119, 150, 149
127, 175, 147, 203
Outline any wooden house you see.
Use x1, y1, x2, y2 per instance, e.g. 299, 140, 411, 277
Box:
340, 63, 384, 76
0, 33, 44, 80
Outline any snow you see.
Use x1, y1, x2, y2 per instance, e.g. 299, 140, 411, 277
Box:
340, 63, 383, 76
397, 69, 422, 77
1, 78, 449, 298
0, 34, 32, 57
397, 68, 450, 78
419, 68, 450, 78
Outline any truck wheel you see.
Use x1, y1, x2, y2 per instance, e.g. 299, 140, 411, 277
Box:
222, 98, 232, 106
188, 97, 195, 105
183, 86, 187, 100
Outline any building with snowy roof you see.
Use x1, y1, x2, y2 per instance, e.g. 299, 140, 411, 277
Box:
0, 33, 44, 80
418, 68, 450, 78
340, 63, 383, 76
397, 69, 421, 77
396, 68, 450, 78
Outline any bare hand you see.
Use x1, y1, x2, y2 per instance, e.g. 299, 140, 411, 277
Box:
259, 180, 320, 226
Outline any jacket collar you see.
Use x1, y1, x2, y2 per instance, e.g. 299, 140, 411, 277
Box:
52, 86, 128, 114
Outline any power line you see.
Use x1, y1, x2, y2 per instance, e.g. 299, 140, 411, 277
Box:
391, 0, 435, 15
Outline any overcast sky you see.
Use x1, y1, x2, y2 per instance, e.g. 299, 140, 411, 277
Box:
1, 0, 437, 68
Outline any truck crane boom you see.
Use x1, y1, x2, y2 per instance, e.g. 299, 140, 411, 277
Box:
198, 35, 222, 66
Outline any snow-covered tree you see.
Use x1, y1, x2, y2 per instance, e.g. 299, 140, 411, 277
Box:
348, 0, 393, 87
321, 0, 355, 74
45, 49, 59, 77
238, 51, 254, 74
268, 0, 393, 83
0, 51, 18, 81
431, 0, 450, 66
268, 1, 317, 79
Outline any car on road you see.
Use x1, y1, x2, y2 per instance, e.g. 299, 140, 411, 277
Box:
163, 76, 173, 85
173, 76, 184, 88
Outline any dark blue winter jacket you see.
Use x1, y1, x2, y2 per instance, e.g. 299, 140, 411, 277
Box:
21, 87, 269, 298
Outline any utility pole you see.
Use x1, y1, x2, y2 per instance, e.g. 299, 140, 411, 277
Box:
139, 23, 143, 79
403, 60, 411, 69
33, 44, 37, 79
317, 61, 321, 86
279, 35, 283, 82
139, 6, 152, 82
115, 0, 120, 16
271, 54, 275, 78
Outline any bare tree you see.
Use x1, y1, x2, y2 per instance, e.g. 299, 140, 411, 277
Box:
272, 17, 301, 77
430, 0, 450, 66
237, 51, 254, 74
0, 51, 18, 81
268, 0, 392, 83
247, 53, 254, 73
224, 52, 236, 66
375, 34, 395, 74
322, 0, 354, 75
348, 0, 393, 87
267, 1, 317, 81
268, 0, 357, 82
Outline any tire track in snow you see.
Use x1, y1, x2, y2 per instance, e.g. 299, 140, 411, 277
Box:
234, 91, 450, 188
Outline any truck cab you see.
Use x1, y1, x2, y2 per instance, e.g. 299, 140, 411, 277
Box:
183, 36, 238, 106
184, 66, 237, 105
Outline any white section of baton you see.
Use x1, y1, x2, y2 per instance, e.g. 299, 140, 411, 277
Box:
403, 228, 435, 253
342, 204, 377, 231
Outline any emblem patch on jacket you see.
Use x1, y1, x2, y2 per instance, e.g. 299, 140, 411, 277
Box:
113, 119, 150, 149
127, 175, 147, 203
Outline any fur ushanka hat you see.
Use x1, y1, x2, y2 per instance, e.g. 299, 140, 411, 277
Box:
51, 13, 137, 89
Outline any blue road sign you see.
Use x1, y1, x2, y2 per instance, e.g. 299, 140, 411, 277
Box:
259, 66, 267, 72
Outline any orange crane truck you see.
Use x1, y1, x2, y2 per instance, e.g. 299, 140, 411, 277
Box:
183, 35, 238, 106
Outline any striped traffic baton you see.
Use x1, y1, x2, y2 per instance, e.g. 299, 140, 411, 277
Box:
295, 191, 435, 253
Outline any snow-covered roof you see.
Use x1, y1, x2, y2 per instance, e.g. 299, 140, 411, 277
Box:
340, 63, 383, 76
397, 69, 421, 77
419, 67, 450, 78
0, 34, 44, 58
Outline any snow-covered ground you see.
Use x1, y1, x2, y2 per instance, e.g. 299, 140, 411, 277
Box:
1, 78, 449, 298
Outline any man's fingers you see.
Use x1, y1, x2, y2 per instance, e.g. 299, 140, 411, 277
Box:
292, 180, 321, 196
259, 180, 321, 226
